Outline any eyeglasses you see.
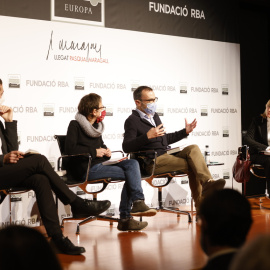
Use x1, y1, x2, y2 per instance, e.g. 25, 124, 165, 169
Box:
97, 106, 106, 111
139, 97, 158, 104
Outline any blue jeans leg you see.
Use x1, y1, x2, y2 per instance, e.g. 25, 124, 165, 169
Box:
87, 159, 144, 219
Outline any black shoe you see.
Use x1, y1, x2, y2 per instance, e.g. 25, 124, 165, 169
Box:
52, 236, 85, 255
71, 199, 111, 218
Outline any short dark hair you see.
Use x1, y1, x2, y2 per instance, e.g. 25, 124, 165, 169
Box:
133, 86, 153, 101
78, 93, 102, 117
0, 79, 2, 85
199, 188, 252, 248
0, 225, 62, 270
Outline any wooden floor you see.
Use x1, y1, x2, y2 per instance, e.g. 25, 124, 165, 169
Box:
54, 198, 270, 270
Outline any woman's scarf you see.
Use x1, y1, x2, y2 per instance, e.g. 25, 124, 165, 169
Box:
75, 112, 104, 138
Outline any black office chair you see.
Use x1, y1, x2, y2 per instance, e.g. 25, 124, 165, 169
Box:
129, 150, 192, 223
54, 135, 125, 234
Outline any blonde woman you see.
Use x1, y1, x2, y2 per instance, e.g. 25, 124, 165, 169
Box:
244, 100, 270, 181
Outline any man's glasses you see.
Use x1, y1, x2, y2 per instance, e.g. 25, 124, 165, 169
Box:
139, 97, 158, 104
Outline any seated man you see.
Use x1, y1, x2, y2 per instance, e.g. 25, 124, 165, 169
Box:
0, 78, 110, 255
198, 188, 252, 270
122, 85, 225, 211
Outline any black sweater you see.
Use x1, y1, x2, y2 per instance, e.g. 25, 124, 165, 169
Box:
0, 121, 18, 167
122, 110, 188, 156
65, 120, 109, 178
244, 116, 268, 155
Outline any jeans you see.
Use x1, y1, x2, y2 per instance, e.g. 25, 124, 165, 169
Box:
87, 159, 144, 218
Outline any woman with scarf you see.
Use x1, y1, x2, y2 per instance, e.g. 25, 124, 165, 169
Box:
65, 93, 156, 231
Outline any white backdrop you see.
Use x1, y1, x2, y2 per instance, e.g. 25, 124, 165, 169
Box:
0, 15, 241, 227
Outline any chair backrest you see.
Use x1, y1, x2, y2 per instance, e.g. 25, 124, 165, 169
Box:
54, 135, 66, 155
54, 134, 90, 186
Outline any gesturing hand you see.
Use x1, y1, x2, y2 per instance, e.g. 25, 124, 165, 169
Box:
0, 106, 13, 122
147, 124, 166, 139
3, 151, 24, 164
185, 118, 197, 134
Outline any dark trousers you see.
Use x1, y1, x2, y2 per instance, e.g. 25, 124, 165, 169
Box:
0, 155, 76, 237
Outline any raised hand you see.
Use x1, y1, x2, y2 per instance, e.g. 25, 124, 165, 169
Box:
185, 118, 197, 134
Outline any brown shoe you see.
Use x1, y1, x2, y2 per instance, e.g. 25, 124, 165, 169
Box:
202, 179, 226, 197
131, 200, 157, 217
117, 217, 148, 231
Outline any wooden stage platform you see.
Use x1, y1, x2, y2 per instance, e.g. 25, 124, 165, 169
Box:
51, 197, 270, 270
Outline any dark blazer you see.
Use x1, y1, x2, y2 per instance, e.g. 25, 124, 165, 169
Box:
202, 251, 236, 270
0, 120, 18, 167
122, 110, 188, 156
244, 116, 268, 155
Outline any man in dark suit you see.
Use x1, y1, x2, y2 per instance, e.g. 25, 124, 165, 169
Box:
0, 78, 110, 255
198, 188, 252, 270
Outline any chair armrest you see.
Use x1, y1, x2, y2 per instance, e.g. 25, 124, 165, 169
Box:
250, 164, 266, 179
57, 153, 92, 186
57, 153, 91, 171
111, 150, 125, 157
127, 150, 158, 178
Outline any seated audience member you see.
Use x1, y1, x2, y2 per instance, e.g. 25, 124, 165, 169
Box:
229, 234, 270, 270
0, 225, 62, 270
65, 93, 157, 232
198, 188, 253, 270
244, 100, 270, 184
122, 86, 225, 211
0, 78, 110, 255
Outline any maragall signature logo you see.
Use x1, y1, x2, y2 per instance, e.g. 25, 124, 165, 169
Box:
84, 0, 102, 6
47, 31, 102, 58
